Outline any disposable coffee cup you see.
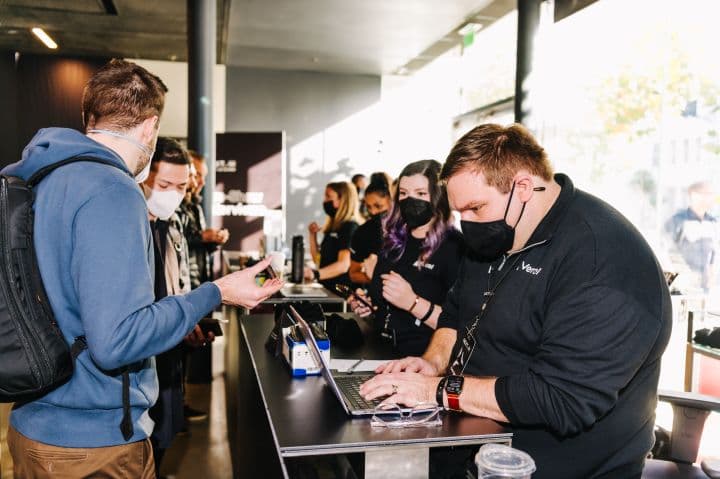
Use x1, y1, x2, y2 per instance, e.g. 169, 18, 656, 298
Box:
475, 443, 536, 478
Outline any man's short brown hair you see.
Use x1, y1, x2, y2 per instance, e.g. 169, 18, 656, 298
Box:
441, 123, 553, 193
82, 59, 168, 131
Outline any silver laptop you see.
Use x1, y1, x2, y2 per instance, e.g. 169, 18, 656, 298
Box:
288, 306, 389, 416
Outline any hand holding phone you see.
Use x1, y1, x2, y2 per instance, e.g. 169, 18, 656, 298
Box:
264, 264, 278, 280
198, 317, 224, 337
335, 284, 376, 317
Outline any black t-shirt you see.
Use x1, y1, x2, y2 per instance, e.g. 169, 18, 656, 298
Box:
350, 215, 384, 262
320, 220, 359, 290
369, 229, 463, 356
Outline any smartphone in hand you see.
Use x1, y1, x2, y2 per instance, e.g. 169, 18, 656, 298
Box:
334, 284, 376, 311
198, 317, 224, 337
264, 264, 278, 280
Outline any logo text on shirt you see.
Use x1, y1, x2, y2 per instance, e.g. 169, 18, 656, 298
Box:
413, 261, 435, 270
519, 261, 542, 276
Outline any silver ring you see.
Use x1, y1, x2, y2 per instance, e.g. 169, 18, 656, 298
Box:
391, 384, 398, 395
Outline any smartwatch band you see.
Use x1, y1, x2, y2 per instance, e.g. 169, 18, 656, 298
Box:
436, 376, 447, 407
444, 375, 464, 411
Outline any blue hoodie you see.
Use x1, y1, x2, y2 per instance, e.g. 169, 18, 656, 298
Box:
2, 128, 221, 447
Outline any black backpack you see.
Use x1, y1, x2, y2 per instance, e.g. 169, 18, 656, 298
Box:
0, 156, 135, 440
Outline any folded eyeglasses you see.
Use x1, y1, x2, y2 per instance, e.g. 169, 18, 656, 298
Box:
370, 402, 443, 429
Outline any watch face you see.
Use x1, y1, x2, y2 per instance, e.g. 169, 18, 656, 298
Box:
445, 375, 464, 395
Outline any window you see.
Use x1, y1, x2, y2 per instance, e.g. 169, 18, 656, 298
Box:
459, 10, 518, 114
536, 0, 720, 300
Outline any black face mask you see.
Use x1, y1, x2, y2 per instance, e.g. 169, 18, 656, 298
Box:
370, 210, 388, 220
461, 183, 528, 263
399, 197, 434, 229
323, 200, 338, 217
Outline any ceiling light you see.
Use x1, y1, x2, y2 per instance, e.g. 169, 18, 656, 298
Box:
31, 28, 58, 49
458, 23, 483, 36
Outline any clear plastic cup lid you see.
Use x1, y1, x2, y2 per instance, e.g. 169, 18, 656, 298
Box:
475, 443, 537, 476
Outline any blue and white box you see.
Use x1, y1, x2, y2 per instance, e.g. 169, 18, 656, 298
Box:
283, 330, 330, 377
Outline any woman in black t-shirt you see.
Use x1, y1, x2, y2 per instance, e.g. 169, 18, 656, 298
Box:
348, 173, 394, 285
306, 181, 363, 291
349, 160, 463, 356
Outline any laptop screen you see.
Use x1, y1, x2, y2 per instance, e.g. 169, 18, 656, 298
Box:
288, 305, 351, 414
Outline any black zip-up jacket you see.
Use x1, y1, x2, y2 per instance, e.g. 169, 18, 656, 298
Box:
438, 174, 672, 479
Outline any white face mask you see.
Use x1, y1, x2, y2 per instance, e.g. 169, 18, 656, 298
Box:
134, 160, 152, 184
146, 189, 185, 220
88, 129, 155, 183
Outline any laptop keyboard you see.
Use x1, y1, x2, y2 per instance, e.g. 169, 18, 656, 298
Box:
334, 375, 381, 411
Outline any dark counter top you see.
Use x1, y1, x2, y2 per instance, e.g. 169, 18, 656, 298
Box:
240, 314, 511, 457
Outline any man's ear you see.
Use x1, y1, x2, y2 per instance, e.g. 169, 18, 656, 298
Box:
513, 173, 535, 202
139, 115, 159, 143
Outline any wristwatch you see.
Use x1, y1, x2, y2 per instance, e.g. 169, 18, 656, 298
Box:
444, 375, 464, 411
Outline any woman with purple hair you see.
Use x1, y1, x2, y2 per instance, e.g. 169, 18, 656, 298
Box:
349, 160, 463, 356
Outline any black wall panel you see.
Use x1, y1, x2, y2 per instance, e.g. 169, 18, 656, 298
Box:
0, 52, 107, 169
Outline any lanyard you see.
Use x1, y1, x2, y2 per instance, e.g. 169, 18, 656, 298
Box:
449, 253, 524, 375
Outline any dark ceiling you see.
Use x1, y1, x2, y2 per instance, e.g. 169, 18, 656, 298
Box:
224, 0, 513, 75
0, 0, 230, 62
0, 0, 517, 75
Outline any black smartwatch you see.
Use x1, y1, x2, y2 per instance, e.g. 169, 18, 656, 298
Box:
312, 269, 320, 282
444, 375, 464, 411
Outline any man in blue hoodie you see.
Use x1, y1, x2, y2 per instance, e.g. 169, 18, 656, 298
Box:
2, 59, 282, 478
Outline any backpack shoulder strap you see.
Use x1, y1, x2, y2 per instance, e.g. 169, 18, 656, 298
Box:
70, 336, 88, 359
27, 156, 126, 188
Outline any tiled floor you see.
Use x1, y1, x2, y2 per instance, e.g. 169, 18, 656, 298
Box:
160, 379, 232, 479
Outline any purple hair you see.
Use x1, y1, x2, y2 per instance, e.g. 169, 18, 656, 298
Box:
382, 160, 452, 265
